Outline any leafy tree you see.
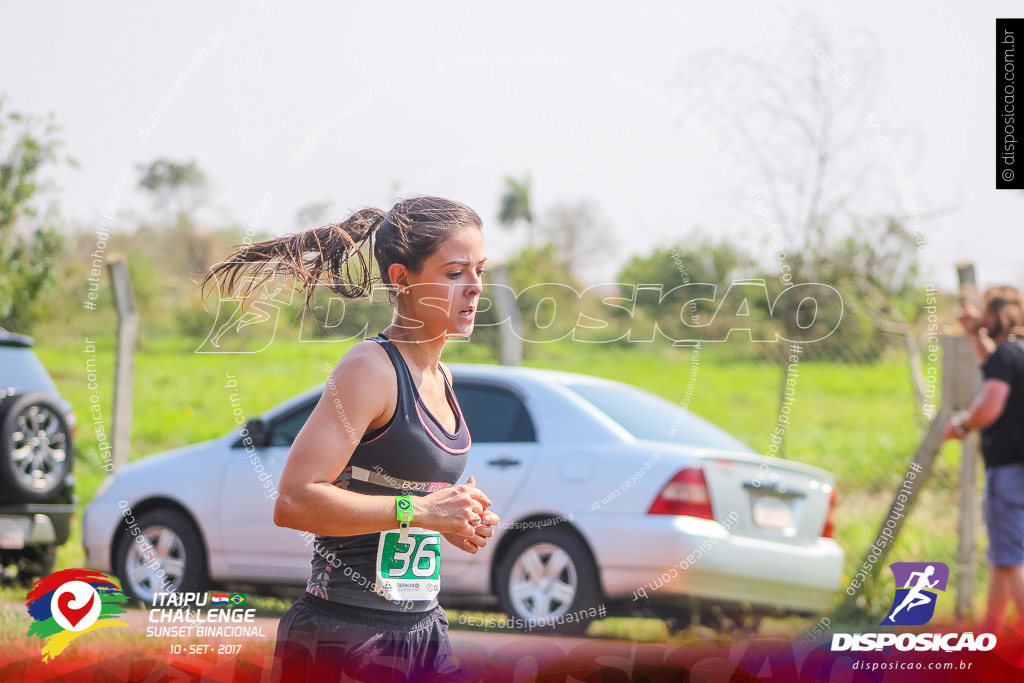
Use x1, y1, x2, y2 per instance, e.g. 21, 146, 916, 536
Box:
0, 98, 70, 333
136, 158, 208, 221
505, 243, 582, 352
297, 201, 331, 229
136, 158, 214, 278
617, 235, 755, 342
0, 227, 64, 332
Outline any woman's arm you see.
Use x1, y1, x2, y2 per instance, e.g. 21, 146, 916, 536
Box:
273, 342, 488, 537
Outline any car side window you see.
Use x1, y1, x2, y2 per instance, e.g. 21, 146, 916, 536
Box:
453, 383, 536, 443
269, 403, 316, 447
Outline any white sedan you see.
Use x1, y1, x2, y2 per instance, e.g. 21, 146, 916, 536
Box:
82, 364, 843, 632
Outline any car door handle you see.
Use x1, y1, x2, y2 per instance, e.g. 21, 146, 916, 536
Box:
487, 456, 521, 469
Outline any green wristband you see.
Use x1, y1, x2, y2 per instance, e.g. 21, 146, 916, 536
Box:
396, 495, 413, 529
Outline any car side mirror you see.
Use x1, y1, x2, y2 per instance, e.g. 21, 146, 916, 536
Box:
242, 418, 271, 448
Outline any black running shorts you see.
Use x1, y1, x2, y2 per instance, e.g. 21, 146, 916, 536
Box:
271, 593, 461, 682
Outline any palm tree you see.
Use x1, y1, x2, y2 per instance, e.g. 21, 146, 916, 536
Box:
497, 174, 534, 246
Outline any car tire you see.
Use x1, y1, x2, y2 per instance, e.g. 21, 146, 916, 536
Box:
495, 527, 603, 635
113, 508, 208, 604
0, 393, 72, 503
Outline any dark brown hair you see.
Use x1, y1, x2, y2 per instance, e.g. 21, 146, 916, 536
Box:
201, 196, 482, 313
983, 285, 1024, 339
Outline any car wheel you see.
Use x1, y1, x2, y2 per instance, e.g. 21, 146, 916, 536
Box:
496, 527, 602, 635
114, 508, 208, 604
0, 393, 72, 503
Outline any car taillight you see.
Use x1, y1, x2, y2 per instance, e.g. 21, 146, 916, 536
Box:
648, 467, 714, 520
821, 487, 837, 538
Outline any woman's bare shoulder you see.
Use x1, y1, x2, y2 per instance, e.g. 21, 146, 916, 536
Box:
329, 338, 396, 387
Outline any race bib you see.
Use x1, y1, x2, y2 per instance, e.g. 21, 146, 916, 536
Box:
374, 527, 441, 601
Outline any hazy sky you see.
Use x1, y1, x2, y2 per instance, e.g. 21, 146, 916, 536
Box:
3, 1, 1021, 290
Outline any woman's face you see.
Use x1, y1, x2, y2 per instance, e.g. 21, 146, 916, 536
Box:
394, 227, 486, 341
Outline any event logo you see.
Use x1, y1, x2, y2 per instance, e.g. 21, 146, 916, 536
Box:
25, 569, 130, 661
882, 562, 949, 626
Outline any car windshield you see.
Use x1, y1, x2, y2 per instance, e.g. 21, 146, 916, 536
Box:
566, 382, 753, 452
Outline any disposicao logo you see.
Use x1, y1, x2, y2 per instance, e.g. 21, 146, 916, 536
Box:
25, 568, 130, 661
832, 561, 996, 653
882, 562, 949, 626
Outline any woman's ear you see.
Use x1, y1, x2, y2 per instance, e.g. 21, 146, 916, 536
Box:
388, 263, 410, 294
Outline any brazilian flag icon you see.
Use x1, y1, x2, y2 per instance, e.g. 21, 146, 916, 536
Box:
229, 593, 246, 606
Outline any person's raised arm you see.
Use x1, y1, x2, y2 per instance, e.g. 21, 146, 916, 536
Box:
959, 303, 996, 364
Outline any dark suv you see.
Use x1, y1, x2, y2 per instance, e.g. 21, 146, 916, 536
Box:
0, 328, 76, 582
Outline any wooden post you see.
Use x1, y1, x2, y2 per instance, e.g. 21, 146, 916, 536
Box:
488, 264, 523, 366
107, 256, 138, 471
957, 430, 981, 622
956, 263, 982, 310
845, 406, 949, 586
945, 335, 983, 621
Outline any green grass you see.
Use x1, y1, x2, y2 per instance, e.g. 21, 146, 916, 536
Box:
0, 329, 981, 638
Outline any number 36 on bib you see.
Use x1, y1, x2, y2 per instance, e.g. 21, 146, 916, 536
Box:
374, 527, 441, 601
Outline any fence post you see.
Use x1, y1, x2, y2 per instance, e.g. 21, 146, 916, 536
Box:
488, 264, 523, 366
944, 335, 983, 622
107, 255, 137, 471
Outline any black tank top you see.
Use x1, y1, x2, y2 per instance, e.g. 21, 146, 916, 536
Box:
305, 333, 471, 612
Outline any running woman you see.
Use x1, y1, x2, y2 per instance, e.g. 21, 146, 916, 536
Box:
203, 196, 497, 682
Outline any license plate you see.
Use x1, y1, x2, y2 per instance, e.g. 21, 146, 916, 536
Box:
0, 518, 29, 549
752, 495, 794, 530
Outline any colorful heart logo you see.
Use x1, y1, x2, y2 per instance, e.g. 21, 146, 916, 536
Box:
48, 581, 102, 632
56, 590, 95, 628
26, 569, 130, 661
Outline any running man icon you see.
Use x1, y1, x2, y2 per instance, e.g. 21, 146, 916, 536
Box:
888, 566, 938, 621
881, 562, 950, 626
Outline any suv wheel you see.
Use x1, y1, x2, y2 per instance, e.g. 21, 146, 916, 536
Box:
0, 393, 72, 503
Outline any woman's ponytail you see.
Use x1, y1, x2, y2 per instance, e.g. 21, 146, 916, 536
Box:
201, 207, 387, 313
201, 195, 482, 317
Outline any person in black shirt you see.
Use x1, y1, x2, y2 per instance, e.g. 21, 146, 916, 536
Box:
204, 196, 498, 681
944, 285, 1024, 632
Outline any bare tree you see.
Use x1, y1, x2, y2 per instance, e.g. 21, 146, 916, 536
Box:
680, 21, 887, 271
539, 200, 610, 282
677, 17, 932, 452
